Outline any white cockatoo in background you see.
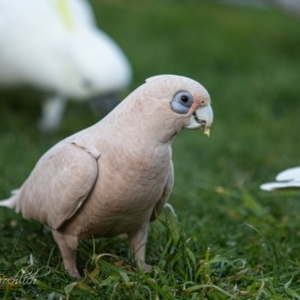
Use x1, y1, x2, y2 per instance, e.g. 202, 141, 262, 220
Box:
0, 0, 132, 131
260, 167, 300, 191
0, 75, 213, 278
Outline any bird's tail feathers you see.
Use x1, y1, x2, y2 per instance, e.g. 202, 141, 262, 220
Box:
0, 189, 19, 209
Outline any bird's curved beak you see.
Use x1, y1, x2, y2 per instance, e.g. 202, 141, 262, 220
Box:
185, 104, 213, 136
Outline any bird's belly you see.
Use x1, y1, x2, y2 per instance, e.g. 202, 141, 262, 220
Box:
65, 177, 166, 239
78, 207, 153, 239
75, 199, 156, 239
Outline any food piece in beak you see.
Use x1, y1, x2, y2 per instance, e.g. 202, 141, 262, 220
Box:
192, 112, 210, 136
204, 127, 210, 137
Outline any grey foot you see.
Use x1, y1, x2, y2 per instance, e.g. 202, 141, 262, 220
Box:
135, 261, 152, 273
67, 267, 81, 279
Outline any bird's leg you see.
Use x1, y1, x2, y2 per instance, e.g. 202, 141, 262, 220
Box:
38, 94, 67, 132
128, 221, 152, 272
51, 230, 81, 279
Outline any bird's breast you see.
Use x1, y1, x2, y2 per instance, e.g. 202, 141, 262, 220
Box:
63, 143, 172, 238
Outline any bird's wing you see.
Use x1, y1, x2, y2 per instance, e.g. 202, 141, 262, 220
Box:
260, 166, 300, 191
17, 142, 100, 229
260, 181, 300, 191
150, 161, 174, 222
276, 167, 300, 182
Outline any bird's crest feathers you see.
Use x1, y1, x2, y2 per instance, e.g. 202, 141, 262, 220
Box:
56, 0, 74, 30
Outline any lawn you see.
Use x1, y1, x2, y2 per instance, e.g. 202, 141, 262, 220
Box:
1, 0, 300, 298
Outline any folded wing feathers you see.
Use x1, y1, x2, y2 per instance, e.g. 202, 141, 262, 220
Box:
12, 143, 99, 229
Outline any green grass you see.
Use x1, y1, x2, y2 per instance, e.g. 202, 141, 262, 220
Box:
1, 0, 300, 298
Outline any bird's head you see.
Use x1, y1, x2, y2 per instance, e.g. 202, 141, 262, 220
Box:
144, 74, 213, 136
107, 74, 213, 143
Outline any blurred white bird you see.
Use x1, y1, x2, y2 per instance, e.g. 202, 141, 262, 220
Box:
260, 167, 300, 191
0, 0, 132, 131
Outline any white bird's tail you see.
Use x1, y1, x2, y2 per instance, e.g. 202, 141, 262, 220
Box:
0, 189, 19, 209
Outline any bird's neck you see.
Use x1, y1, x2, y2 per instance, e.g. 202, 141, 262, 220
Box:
97, 98, 181, 145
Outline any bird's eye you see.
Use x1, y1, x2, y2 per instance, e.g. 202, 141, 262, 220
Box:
171, 91, 193, 114
181, 95, 189, 103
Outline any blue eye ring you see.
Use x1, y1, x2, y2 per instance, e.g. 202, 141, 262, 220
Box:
171, 91, 194, 114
